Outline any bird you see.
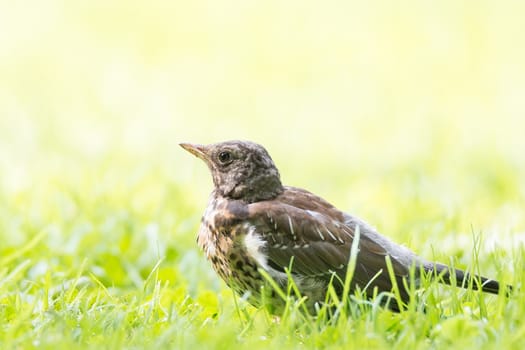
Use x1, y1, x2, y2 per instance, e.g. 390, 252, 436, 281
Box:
180, 140, 509, 313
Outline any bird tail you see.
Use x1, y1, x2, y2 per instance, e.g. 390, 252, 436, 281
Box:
427, 263, 511, 296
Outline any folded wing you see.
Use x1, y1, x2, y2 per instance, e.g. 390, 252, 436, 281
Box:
247, 188, 417, 304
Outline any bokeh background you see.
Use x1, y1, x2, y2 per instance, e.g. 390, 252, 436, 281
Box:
1, 0, 525, 312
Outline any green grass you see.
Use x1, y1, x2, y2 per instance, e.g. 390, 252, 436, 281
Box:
1, 144, 524, 349
2, 1, 525, 348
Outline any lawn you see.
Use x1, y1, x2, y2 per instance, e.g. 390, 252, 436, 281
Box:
1, 1, 525, 349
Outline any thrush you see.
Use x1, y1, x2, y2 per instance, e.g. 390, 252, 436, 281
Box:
180, 140, 508, 313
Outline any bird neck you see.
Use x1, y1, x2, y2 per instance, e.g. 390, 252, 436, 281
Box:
219, 174, 284, 203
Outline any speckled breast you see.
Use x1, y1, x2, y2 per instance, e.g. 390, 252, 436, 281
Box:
197, 197, 275, 307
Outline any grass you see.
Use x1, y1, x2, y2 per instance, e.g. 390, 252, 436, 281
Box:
1, 145, 523, 350
2, 1, 525, 348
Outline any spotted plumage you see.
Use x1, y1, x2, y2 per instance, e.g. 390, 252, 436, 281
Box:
180, 140, 509, 313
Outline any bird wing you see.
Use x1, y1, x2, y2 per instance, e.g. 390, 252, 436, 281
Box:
246, 189, 412, 300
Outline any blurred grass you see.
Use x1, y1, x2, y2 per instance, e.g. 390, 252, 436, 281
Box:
1, 0, 525, 348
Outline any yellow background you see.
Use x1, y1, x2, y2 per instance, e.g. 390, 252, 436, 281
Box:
1, 1, 524, 252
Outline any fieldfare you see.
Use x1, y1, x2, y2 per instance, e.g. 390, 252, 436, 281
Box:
180, 140, 508, 312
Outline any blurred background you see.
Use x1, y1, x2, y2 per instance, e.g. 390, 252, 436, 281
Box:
1, 1, 524, 291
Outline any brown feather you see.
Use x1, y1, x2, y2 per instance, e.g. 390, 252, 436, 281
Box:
248, 186, 414, 303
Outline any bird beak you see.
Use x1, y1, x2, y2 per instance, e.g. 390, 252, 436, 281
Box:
179, 143, 209, 161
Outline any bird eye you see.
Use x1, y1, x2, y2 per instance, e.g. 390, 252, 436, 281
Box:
218, 151, 232, 164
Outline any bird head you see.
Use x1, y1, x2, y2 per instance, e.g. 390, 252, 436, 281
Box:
180, 140, 283, 202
